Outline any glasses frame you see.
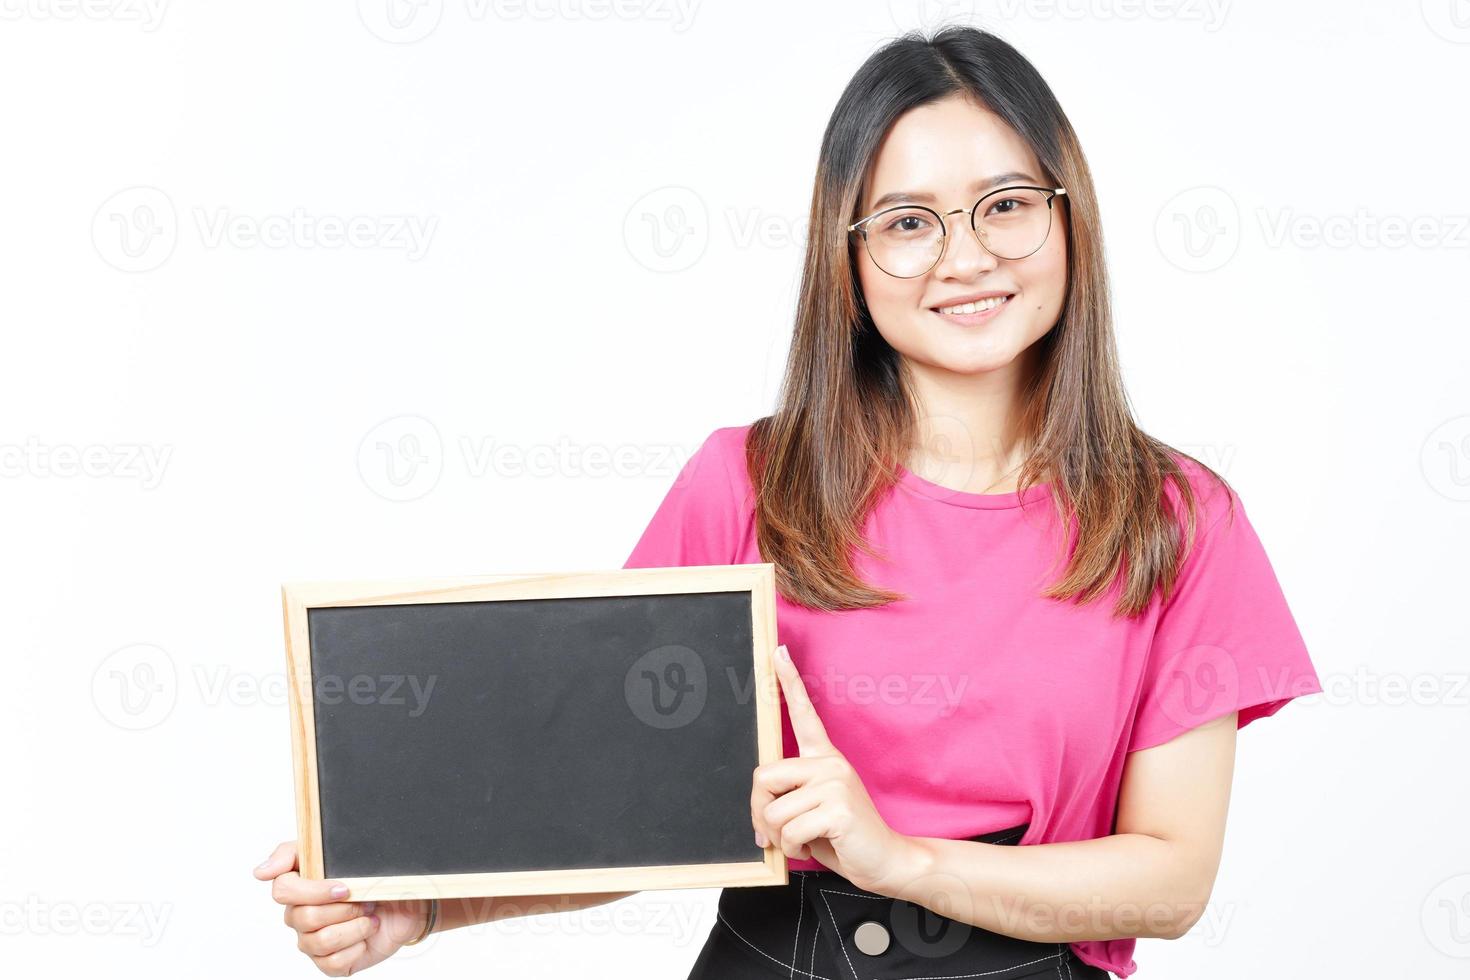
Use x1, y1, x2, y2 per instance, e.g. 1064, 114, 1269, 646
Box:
847, 185, 1068, 278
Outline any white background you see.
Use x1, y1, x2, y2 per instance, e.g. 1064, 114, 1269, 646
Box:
3, 1, 1467, 977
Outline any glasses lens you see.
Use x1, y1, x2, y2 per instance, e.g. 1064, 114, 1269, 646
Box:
864, 207, 944, 277
975, 187, 1053, 259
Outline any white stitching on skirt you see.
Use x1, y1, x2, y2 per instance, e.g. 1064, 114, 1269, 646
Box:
817, 890, 863, 980
815, 887, 1065, 980
791, 874, 805, 979
810, 912, 819, 978
820, 888, 885, 901
716, 910, 838, 980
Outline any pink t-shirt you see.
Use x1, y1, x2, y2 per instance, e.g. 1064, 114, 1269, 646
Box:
622, 423, 1323, 978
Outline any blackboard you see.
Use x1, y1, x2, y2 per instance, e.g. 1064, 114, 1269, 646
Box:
280, 564, 784, 902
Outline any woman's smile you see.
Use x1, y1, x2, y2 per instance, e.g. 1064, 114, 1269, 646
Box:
930, 291, 1014, 326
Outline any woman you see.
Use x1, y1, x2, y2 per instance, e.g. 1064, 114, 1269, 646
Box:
255, 24, 1322, 979
624, 24, 1322, 979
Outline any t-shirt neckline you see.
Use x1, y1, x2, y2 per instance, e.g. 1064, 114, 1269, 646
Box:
895, 464, 1053, 510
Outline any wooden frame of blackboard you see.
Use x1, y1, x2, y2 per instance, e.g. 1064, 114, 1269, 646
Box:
280, 563, 786, 902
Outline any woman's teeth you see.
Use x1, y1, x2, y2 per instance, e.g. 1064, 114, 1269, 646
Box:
936, 295, 1010, 315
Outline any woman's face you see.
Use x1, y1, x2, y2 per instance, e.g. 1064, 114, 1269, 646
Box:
853, 94, 1068, 380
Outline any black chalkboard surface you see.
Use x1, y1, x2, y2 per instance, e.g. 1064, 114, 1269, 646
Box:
281, 564, 784, 902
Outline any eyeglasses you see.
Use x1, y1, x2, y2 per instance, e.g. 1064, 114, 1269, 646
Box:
847, 185, 1067, 278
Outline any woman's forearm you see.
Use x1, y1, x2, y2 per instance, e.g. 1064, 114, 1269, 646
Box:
435, 890, 637, 934
884, 833, 1207, 943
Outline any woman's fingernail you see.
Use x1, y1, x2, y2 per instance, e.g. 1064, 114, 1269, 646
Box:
777, 645, 789, 662
362, 902, 376, 915
256, 859, 270, 870
330, 884, 349, 898
369, 914, 380, 928
756, 831, 768, 848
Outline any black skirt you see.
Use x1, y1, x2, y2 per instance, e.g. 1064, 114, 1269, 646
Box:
686, 823, 1111, 980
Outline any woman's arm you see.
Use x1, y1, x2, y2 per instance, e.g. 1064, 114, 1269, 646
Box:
433, 890, 639, 935
882, 712, 1237, 943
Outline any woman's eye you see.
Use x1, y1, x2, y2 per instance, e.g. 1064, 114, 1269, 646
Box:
883, 214, 931, 234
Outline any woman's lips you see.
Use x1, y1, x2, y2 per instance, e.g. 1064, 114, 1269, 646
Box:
930, 294, 1013, 325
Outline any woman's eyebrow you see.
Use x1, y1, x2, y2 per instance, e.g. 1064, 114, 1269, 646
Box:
867, 171, 1039, 211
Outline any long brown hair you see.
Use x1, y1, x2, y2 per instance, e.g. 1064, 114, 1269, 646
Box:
745, 24, 1233, 618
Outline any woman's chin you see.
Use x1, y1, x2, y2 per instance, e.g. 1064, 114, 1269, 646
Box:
921, 339, 1025, 376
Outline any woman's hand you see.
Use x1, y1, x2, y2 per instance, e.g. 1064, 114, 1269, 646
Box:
751, 644, 925, 895
254, 840, 433, 976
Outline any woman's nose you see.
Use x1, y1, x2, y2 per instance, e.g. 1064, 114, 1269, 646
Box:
931, 211, 1000, 280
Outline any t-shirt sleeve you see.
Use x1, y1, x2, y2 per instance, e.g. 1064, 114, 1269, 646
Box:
621, 426, 751, 570
1126, 481, 1323, 752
